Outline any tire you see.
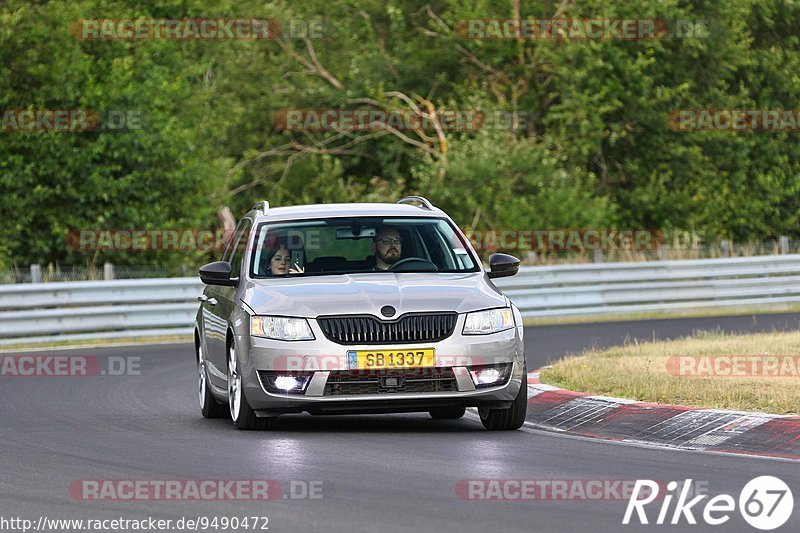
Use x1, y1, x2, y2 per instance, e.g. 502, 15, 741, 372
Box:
478, 363, 528, 430
227, 338, 277, 430
429, 406, 466, 419
198, 343, 227, 419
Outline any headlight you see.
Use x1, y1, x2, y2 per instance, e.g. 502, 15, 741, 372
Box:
251, 316, 315, 341
462, 308, 514, 335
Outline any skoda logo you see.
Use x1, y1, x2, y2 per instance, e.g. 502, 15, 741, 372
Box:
381, 305, 396, 317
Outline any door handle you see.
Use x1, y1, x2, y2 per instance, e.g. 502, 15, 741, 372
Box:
197, 295, 208, 302
207, 298, 218, 306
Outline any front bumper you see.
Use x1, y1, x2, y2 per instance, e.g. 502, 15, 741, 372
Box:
235, 314, 525, 416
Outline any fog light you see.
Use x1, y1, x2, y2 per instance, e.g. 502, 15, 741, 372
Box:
474, 368, 501, 385
259, 371, 312, 394
469, 364, 512, 388
275, 375, 302, 391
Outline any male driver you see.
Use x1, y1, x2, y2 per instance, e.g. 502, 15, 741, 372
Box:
372, 226, 403, 270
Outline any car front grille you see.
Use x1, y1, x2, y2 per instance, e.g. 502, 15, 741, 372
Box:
317, 313, 458, 345
324, 368, 458, 396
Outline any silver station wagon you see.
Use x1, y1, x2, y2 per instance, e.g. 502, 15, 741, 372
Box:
195, 197, 527, 430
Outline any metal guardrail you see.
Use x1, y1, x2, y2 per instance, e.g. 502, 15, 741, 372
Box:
2, 255, 800, 345
494, 254, 800, 318
0, 278, 204, 346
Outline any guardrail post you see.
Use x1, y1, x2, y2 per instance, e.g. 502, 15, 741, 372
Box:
30, 264, 41, 283
779, 236, 789, 255
103, 262, 115, 280
592, 249, 604, 263
720, 240, 730, 257
657, 244, 668, 261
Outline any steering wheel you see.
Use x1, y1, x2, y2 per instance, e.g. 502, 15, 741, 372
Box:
388, 257, 438, 272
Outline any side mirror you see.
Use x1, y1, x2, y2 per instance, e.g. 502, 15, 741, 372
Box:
487, 253, 520, 279
199, 261, 237, 287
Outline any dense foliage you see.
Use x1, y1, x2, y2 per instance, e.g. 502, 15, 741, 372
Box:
2, 0, 800, 270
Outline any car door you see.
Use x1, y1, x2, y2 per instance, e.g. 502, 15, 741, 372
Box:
203, 219, 251, 390
213, 218, 252, 389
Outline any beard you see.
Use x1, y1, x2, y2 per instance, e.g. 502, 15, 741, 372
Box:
378, 248, 400, 264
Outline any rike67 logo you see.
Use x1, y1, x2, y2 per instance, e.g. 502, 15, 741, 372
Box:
623, 477, 794, 530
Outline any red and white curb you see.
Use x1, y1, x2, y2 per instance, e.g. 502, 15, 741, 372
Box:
525, 370, 800, 460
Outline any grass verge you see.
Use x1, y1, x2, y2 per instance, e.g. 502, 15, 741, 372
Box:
522, 303, 800, 326
0, 334, 192, 353
540, 330, 800, 415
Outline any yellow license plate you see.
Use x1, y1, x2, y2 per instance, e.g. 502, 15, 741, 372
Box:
347, 348, 435, 369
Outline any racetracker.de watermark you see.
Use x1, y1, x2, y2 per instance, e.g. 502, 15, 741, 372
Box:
463, 229, 664, 252
71, 18, 324, 40
668, 109, 800, 131
1, 109, 143, 132
69, 479, 323, 500
271, 354, 496, 371
0, 355, 140, 377
456, 479, 708, 501
666, 355, 800, 377
456, 19, 710, 40
67, 229, 231, 252
273, 109, 527, 131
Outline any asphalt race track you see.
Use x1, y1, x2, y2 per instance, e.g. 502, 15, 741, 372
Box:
1, 314, 799, 533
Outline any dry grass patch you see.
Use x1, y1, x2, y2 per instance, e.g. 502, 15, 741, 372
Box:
521, 304, 800, 326
0, 334, 191, 353
541, 330, 800, 415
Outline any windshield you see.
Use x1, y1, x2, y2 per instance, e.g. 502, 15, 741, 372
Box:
250, 217, 479, 277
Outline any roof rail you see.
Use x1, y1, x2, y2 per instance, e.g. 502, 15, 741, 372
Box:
252, 201, 269, 213
396, 196, 434, 210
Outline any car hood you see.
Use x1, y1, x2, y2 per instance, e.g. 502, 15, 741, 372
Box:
241, 272, 506, 317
